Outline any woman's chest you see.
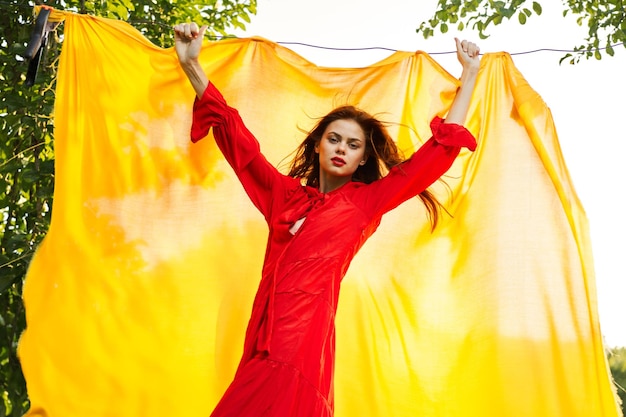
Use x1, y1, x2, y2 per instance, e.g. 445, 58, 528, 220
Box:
271, 190, 373, 259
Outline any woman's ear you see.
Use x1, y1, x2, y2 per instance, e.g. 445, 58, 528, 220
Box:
359, 155, 368, 165
314, 142, 319, 153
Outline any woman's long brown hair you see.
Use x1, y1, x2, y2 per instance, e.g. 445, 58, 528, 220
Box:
287, 105, 442, 228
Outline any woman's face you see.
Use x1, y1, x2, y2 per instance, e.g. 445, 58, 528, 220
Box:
315, 119, 367, 182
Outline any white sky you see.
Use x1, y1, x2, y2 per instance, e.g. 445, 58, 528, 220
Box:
233, 0, 626, 347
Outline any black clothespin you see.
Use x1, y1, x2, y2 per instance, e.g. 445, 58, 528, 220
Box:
24, 7, 59, 87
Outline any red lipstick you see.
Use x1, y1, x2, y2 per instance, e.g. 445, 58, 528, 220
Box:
331, 157, 346, 166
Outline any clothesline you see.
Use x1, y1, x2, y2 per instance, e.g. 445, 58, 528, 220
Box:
257, 40, 625, 56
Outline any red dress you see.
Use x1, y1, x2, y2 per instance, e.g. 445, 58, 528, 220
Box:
191, 83, 476, 417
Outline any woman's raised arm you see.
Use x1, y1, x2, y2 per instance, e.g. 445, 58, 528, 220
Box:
174, 22, 209, 98
444, 38, 480, 126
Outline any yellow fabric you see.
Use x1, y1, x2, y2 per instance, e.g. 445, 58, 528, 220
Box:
19, 10, 621, 417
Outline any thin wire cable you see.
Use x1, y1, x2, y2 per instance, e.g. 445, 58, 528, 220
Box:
213, 37, 625, 56
0, 1, 624, 56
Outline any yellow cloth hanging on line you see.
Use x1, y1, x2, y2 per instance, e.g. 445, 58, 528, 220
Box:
19, 9, 621, 417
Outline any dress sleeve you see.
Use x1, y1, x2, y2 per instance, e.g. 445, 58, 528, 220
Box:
190, 83, 291, 220
357, 117, 477, 219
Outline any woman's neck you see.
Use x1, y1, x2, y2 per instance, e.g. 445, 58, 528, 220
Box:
318, 175, 351, 194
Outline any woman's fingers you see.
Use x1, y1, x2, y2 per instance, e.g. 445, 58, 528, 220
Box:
174, 23, 203, 41
185, 22, 197, 39
466, 41, 480, 58
455, 38, 480, 59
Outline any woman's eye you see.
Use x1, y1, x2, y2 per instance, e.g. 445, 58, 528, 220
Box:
328, 137, 338, 143
349, 143, 359, 149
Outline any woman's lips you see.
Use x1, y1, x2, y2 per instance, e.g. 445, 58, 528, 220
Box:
331, 157, 346, 166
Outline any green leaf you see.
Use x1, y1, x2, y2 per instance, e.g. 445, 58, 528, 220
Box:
0, 158, 21, 174
0, 274, 19, 294
606, 44, 615, 56
435, 9, 450, 21
518, 12, 527, 24
501, 7, 515, 18
441, 23, 449, 33
39, 159, 55, 175
532, 1, 543, 15
20, 166, 41, 184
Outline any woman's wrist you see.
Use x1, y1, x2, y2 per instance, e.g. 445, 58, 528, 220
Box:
180, 58, 202, 75
459, 65, 479, 84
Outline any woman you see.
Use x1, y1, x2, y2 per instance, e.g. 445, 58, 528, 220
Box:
174, 23, 480, 417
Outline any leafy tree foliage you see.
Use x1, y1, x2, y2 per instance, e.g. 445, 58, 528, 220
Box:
608, 347, 626, 416
416, 0, 626, 63
0, 0, 255, 415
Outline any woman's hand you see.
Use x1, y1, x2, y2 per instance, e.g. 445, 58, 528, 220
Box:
454, 38, 480, 73
174, 22, 207, 66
